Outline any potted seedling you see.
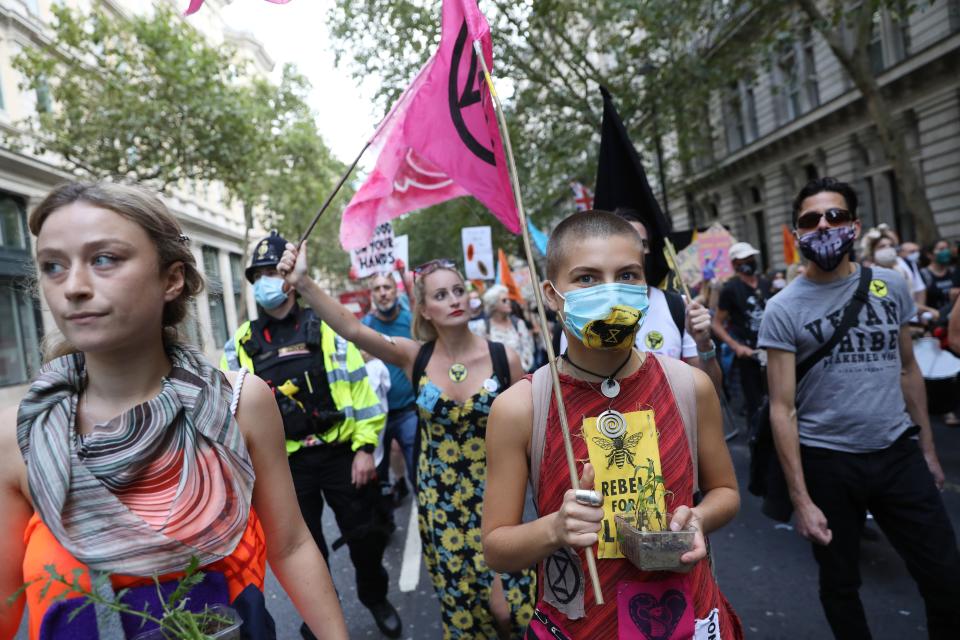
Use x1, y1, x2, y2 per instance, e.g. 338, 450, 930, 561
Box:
9, 558, 242, 640
615, 458, 695, 571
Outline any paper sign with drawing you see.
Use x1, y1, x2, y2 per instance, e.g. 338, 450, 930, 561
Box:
584, 409, 665, 559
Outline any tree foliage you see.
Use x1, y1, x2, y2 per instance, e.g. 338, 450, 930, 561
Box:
13, 4, 253, 188
327, 0, 938, 242
12, 4, 352, 279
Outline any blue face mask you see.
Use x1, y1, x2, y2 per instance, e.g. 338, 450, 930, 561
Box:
253, 276, 289, 310
555, 283, 649, 350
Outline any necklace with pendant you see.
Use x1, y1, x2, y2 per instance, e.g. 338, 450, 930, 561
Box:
562, 350, 636, 432
447, 344, 470, 383
561, 349, 634, 399
448, 362, 468, 383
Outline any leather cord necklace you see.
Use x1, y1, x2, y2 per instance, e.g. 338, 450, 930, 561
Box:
561, 349, 634, 399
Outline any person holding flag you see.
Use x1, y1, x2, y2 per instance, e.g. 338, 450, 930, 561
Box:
482, 209, 743, 638
560, 88, 723, 394
277, 243, 536, 638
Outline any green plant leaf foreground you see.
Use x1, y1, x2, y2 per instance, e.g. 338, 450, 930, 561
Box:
6, 556, 234, 639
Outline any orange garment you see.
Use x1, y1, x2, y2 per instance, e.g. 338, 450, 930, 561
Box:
22, 509, 266, 640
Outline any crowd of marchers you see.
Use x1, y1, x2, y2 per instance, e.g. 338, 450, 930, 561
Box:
3, 176, 960, 640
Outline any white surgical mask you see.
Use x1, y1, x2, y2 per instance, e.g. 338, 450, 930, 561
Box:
874, 247, 898, 267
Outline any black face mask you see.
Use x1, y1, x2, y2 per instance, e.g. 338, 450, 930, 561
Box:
736, 260, 758, 276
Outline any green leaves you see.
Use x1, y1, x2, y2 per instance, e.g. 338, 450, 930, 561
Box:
12, 4, 351, 282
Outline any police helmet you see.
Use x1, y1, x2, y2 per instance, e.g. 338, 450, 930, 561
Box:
245, 230, 289, 283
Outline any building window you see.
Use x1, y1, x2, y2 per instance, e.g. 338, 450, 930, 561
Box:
868, 10, 885, 74
724, 82, 745, 153
36, 78, 52, 114
950, 0, 960, 32
0, 198, 26, 250
0, 277, 40, 386
723, 80, 759, 154
229, 253, 246, 325
801, 30, 819, 109
202, 246, 229, 347
753, 210, 769, 270
0, 193, 40, 387
775, 42, 801, 123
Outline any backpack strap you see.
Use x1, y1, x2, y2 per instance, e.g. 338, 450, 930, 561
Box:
653, 353, 699, 493
664, 289, 687, 339
529, 364, 553, 515
411, 340, 436, 391
795, 266, 872, 382
488, 340, 512, 388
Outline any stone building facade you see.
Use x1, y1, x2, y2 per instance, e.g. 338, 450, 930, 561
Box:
672, 1, 960, 272
0, 0, 269, 405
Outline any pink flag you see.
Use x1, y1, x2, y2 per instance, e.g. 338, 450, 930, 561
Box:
339, 0, 520, 250
184, 0, 290, 16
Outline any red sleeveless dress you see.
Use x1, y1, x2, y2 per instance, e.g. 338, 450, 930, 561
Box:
535, 357, 742, 639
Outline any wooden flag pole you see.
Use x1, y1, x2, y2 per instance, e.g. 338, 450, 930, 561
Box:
297, 140, 371, 247
663, 238, 693, 301
474, 42, 604, 605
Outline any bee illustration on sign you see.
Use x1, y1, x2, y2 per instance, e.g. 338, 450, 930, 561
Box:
593, 409, 642, 469
592, 432, 644, 469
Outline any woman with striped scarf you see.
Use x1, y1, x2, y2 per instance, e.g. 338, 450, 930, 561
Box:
0, 182, 347, 639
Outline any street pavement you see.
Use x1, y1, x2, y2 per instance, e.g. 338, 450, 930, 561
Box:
14, 415, 960, 638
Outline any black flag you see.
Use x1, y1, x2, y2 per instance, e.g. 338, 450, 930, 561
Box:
594, 86, 671, 288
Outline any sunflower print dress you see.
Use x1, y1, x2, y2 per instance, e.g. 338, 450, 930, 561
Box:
416, 373, 536, 638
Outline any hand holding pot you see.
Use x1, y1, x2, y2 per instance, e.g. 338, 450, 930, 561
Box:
552, 463, 604, 549
668, 506, 707, 572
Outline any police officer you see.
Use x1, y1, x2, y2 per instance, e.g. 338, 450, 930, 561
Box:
222, 232, 401, 638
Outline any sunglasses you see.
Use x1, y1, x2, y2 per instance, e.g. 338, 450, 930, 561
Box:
796, 208, 855, 230
412, 258, 457, 278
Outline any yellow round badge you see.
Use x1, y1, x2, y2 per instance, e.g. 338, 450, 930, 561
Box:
645, 331, 665, 350
869, 279, 888, 298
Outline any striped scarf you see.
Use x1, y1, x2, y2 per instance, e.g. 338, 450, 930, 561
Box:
17, 345, 255, 577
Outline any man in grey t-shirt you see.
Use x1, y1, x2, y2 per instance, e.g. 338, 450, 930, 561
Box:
759, 177, 960, 638
760, 263, 914, 452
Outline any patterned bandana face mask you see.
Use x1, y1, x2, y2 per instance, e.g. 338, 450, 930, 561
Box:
554, 283, 649, 350
798, 225, 857, 272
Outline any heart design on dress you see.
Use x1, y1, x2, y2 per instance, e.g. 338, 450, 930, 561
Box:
628, 589, 688, 640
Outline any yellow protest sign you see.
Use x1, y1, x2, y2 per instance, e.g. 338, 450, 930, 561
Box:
583, 409, 664, 559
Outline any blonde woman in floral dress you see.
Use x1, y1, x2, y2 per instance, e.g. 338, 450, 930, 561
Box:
276, 247, 536, 638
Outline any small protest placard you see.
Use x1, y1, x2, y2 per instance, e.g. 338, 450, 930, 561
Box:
697, 223, 735, 282
461, 226, 494, 280
674, 241, 703, 288
350, 222, 397, 279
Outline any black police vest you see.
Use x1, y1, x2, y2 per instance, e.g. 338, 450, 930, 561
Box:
242, 309, 342, 441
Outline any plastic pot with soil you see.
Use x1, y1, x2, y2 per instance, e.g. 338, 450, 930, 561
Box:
133, 604, 242, 640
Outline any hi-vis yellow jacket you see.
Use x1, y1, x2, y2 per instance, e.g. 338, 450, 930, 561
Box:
220, 317, 385, 455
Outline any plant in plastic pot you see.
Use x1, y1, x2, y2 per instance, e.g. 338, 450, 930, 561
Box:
616, 458, 695, 572
12, 558, 241, 640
